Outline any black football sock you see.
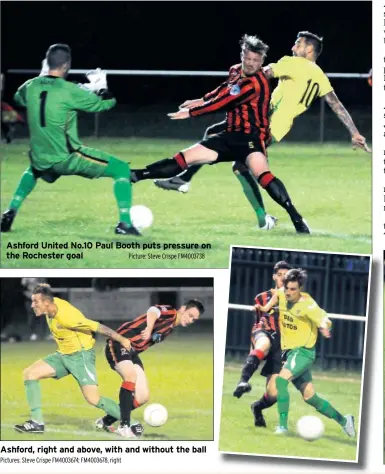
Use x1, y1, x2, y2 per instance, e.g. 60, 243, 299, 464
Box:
103, 414, 118, 425
178, 164, 203, 182
256, 392, 277, 410
258, 171, 303, 223
119, 381, 135, 426
240, 349, 265, 382
133, 152, 188, 182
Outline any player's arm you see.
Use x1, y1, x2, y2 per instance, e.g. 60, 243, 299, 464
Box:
169, 78, 256, 120
67, 82, 117, 113
263, 56, 294, 80
97, 324, 132, 350
59, 310, 131, 350
13, 80, 32, 107
306, 304, 332, 337
255, 292, 279, 313
324, 91, 371, 153
141, 306, 161, 341
179, 78, 230, 110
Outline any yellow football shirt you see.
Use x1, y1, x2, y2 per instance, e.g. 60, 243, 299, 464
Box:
269, 56, 334, 142
277, 289, 331, 350
45, 297, 100, 354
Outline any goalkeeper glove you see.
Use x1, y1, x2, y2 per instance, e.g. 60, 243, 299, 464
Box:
39, 59, 49, 76
83, 68, 107, 92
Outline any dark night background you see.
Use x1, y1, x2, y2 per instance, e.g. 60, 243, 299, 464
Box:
1, 1, 372, 140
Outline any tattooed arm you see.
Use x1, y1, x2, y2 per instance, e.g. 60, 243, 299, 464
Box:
324, 91, 371, 153
98, 324, 131, 350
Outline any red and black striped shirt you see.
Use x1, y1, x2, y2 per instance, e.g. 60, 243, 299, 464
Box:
114, 305, 177, 353
253, 290, 280, 334
189, 64, 271, 140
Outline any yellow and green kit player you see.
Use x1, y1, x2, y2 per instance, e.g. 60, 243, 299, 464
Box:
14, 283, 135, 434
257, 268, 356, 437
1, 43, 140, 236
154, 31, 370, 232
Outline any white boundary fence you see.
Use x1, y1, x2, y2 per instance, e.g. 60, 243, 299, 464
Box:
7, 69, 370, 142
228, 303, 366, 322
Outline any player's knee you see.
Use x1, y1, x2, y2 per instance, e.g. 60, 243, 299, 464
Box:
135, 390, 150, 406
84, 393, 100, 406
107, 158, 131, 180
23, 366, 37, 380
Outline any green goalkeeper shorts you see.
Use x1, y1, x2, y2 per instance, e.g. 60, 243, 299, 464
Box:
283, 346, 316, 389
32, 146, 119, 182
43, 348, 98, 386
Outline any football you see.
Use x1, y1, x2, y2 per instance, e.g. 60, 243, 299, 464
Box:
130, 205, 153, 231
296, 415, 324, 441
143, 403, 168, 427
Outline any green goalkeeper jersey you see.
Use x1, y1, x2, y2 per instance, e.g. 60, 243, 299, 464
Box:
14, 76, 116, 170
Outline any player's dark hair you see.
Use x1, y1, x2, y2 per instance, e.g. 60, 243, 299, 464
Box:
273, 261, 292, 273
32, 283, 54, 301
46, 43, 71, 69
297, 31, 323, 58
185, 299, 205, 315
240, 34, 269, 56
283, 268, 307, 288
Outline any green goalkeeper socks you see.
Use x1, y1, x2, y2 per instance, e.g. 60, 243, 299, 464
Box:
9, 167, 37, 211
103, 159, 132, 225
276, 376, 290, 429
24, 380, 44, 424
234, 169, 266, 227
96, 396, 121, 419
305, 393, 346, 427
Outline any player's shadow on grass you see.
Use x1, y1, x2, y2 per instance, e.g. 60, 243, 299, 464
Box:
322, 434, 356, 446
141, 433, 169, 440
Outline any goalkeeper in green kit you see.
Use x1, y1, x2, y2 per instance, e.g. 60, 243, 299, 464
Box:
1, 43, 140, 236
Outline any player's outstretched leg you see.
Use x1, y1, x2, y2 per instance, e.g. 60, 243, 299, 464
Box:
257, 171, 310, 234
1, 167, 38, 232
101, 158, 141, 236
233, 349, 265, 398
153, 121, 227, 193
304, 394, 356, 437
132, 152, 189, 183
154, 165, 203, 193
232, 162, 277, 230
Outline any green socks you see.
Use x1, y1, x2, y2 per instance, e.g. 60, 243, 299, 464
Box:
96, 396, 121, 419
276, 376, 290, 428
24, 380, 43, 424
234, 170, 266, 227
103, 159, 132, 225
305, 393, 346, 427
113, 178, 132, 224
9, 167, 37, 211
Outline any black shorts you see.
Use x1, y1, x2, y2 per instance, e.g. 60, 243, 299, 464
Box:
200, 131, 266, 164
251, 329, 282, 378
105, 341, 144, 371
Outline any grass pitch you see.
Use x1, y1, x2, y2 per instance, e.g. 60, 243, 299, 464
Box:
1, 139, 371, 268
219, 363, 362, 462
0, 336, 213, 441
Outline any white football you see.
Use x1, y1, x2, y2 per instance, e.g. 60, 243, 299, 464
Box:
296, 415, 324, 441
130, 205, 153, 231
143, 403, 168, 427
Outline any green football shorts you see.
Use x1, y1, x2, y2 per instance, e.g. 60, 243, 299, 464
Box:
32, 146, 120, 182
43, 348, 98, 386
283, 346, 316, 390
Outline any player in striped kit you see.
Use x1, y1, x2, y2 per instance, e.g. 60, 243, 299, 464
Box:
131, 34, 310, 233
96, 299, 204, 438
233, 261, 291, 427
